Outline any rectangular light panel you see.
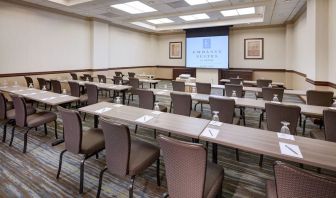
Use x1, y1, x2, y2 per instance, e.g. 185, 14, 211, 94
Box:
179, 13, 210, 21
147, 18, 174, 24
111, 1, 157, 14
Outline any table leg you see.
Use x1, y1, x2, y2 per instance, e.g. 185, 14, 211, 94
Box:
212, 143, 218, 164
94, 114, 99, 128
154, 83, 157, 89
150, 83, 152, 89
122, 90, 126, 104
192, 138, 199, 143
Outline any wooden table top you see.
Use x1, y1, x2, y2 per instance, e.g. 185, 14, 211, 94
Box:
78, 102, 209, 139
220, 79, 285, 86
199, 122, 336, 171
151, 89, 328, 117
0, 85, 78, 106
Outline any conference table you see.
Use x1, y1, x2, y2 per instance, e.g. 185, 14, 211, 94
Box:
92, 76, 161, 88
79, 101, 336, 172
151, 89, 329, 117
220, 79, 285, 87
0, 85, 79, 106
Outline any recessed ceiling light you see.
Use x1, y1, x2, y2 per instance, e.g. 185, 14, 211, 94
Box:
179, 13, 210, 21
111, 1, 157, 14
131, 22, 156, 30
147, 18, 174, 24
184, 0, 224, 5
237, 7, 255, 15
221, 9, 239, 17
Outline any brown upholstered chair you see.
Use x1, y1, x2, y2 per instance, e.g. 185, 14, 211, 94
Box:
96, 118, 160, 198
224, 84, 245, 125
310, 109, 336, 142
303, 90, 335, 135
113, 76, 123, 85
194, 82, 211, 112
83, 74, 93, 82
10, 95, 57, 153
170, 92, 201, 118
56, 107, 105, 194
256, 79, 273, 99
24, 76, 34, 88
128, 72, 136, 78
127, 77, 140, 104
68, 81, 88, 107
115, 71, 123, 77
70, 73, 78, 80
258, 87, 285, 128
259, 103, 301, 166
172, 80, 185, 92
97, 75, 107, 83
37, 78, 48, 90
0, 92, 36, 143
158, 135, 224, 198
229, 78, 243, 85
50, 80, 62, 94
266, 161, 336, 198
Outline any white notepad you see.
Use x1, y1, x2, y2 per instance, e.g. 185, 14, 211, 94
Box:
95, 107, 112, 114
114, 104, 123, 107
279, 142, 303, 158
135, 115, 153, 123
151, 111, 162, 115
209, 120, 222, 127
201, 128, 219, 139
277, 133, 295, 141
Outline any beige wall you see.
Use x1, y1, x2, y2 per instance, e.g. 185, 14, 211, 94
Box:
157, 34, 185, 66
328, 0, 336, 84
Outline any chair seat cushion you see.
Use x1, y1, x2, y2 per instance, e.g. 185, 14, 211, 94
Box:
190, 110, 202, 118
233, 117, 240, 125
128, 139, 160, 176
266, 180, 277, 198
159, 104, 167, 112
26, 111, 57, 127
204, 162, 224, 198
6, 105, 36, 120
81, 128, 105, 155
310, 129, 326, 140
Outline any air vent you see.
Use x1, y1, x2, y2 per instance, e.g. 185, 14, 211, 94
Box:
101, 12, 120, 18
167, 0, 190, 9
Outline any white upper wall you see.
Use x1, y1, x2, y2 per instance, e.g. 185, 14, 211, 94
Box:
0, 1, 91, 73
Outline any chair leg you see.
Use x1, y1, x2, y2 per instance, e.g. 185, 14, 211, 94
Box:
2, 122, 7, 142
235, 149, 240, 161
153, 129, 157, 139
96, 153, 99, 159
194, 102, 200, 111
79, 156, 87, 194
134, 125, 138, 134
259, 154, 263, 167
9, 125, 15, 146
258, 113, 263, 128
83, 113, 87, 121
156, 158, 161, 186
128, 94, 131, 105
44, 124, 48, 135
169, 101, 172, 113
299, 114, 302, 127
96, 167, 108, 198
201, 103, 203, 112
56, 149, 67, 179
54, 120, 58, 139
129, 175, 135, 198
303, 117, 307, 136
23, 128, 33, 153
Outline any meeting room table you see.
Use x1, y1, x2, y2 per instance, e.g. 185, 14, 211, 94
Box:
220, 79, 285, 87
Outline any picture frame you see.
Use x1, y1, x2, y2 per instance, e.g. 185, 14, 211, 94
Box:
244, 38, 264, 59
169, 42, 182, 59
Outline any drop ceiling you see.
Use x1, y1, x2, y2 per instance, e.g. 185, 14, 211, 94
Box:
19, 0, 306, 33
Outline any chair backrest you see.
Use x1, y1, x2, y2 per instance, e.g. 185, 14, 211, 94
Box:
0, 92, 7, 120
229, 78, 243, 85
12, 95, 27, 127
138, 89, 155, 110
307, 90, 334, 107
51, 80, 62, 94
70, 73, 78, 80
265, 103, 301, 135
85, 83, 98, 105
83, 74, 93, 82
128, 72, 136, 78
57, 106, 82, 154
196, 82, 211, 94
273, 161, 336, 198
158, 135, 207, 198
323, 109, 336, 142
115, 71, 123, 77
68, 81, 80, 97
172, 81, 185, 92
225, 84, 243, 97
256, 79, 272, 88
170, 92, 192, 116
97, 75, 107, 83
209, 96, 235, 123
100, 118, 130, 176
37, 78, 46, 90
24, 76, 34, 87
129, 77, 140, 92
113, 76, 123, 85
262, 87, 284, 102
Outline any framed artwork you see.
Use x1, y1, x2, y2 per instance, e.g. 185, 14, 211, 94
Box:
244, 38, 264, 59
169, 42, 182, 59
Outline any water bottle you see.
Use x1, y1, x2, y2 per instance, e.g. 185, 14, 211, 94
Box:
62, 89, 67, 95
119, 80, 122, 85
192, 86, 196, 93
268, 83, 272, 88
280, 121, 290, 134
29, 83, 33, 88
154, 102, 160, 112
237, 75, 240, 79
116, 96, 121, 104
86, 77, 89, 82
212, 111, 219, 122
272, 94, 279, 102
42, 85, 47, 91
232, 90, 237, 98
100, 79, 104, 84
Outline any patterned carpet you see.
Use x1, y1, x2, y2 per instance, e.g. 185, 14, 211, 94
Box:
0, 81, 335, 198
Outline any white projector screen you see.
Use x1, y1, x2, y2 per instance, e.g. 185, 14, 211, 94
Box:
186, 36, 229, 68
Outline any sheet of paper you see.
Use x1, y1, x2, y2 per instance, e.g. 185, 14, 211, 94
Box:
279, 142, 303, 158
209, 120, 223, 127
156, 91, 166, 95
135, 115, 153, 123
114, 104, 123, 107
277, 133, 295, 141
23, 93, 36, 96
151, 111, 162, 115
60, 95, 68, 97
95, 107, 112, 114
42, 97, 56, 101
201, 128, 219, 139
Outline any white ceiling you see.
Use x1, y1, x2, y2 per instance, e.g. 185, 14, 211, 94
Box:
20, 0, 306, 33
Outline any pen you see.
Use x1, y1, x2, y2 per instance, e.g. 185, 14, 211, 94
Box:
285, 145, 298, 155
208, 128, 213, 136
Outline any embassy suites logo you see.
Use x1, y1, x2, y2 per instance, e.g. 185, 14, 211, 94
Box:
203, 38, 211, 49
